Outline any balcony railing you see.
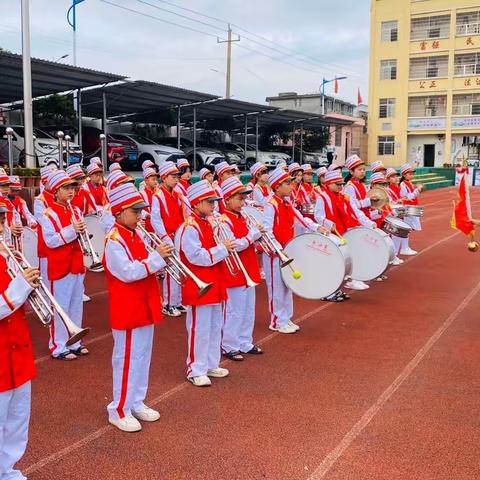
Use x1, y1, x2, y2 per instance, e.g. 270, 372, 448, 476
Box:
456, 22, 480, 36
454, 63, 480, 76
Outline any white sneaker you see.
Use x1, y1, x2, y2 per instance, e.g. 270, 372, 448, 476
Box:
207, 367, 229, 378
400, 248, 417, 256
391, 257, 404, 266
162, 306, 181, 317
109, 416, 142, 432
288, 320, 300, 331
132, 407, 160, 422
188, 375, 212, 387
83, 294, 91, 302
275, 324, 297, 334
345, 280, 369, 290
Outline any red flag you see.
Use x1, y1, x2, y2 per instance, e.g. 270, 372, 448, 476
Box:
451, 173, 474, 236
357, 88, 363, 105
334, 78, 339, 94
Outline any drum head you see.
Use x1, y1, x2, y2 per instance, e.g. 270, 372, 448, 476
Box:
343, 227, 395, 281
281, 233, 348, 300
22, 227, 38, 268
385, 216, 412, 230
84, 215, 105, 264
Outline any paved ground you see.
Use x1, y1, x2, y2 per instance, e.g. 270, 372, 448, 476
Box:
18, 186, 480, 480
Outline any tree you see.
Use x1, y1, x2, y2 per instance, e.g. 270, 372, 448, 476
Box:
33, 94, 77, 132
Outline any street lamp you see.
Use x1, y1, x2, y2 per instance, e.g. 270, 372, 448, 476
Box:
320, 76, 347, 115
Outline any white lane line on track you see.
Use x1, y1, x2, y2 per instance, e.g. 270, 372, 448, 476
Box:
307, 279, 480, 480
24, 227, 461, 476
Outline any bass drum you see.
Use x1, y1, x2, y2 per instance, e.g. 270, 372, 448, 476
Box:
84, 214, 105, 263
343, 227, 395, 281
22, 227, 39, 268
281, 233, 352, 300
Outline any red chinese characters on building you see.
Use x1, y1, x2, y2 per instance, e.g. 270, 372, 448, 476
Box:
465, 78, 472, 87
466, 37, 474, 46
431, 41, 440, 49
429, 81, 437, 88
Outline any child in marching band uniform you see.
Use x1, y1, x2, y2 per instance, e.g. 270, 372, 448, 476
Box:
288, 163, 303, 208
199, 167, 214, 185
315, 166, 327, 194
250, 162, 271, 207
385, 168, 405, 266
85, 159, 108, 209
7, 176, 37, 228
67, 165, 97, 216
0, 197, 40, 480
151, 162, 186, 317
103, 183, 172, 433
213, 161, 236, 213
220, 177, 263, 361
140, 167, 160, 234
176, 180, 235, 387
174, 158, 193, 218
399, 163, 424, 255
264, 168, 326, 334
39, 171, 87, 361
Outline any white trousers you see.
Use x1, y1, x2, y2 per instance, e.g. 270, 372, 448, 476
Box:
391, 235, 402, 255
222, 286, 256, 354
39, 258, 49, 287
49, 273, 85, 357
107, 325, 154, 421
262, 254, 293, 329
162, 273, 182, 307
186, 304, 223, 378
404, 215, 422, 231
0, 382, 31, 480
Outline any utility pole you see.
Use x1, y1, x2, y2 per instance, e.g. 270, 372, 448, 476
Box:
21, 0, 35, 168
217, 24, 240, 99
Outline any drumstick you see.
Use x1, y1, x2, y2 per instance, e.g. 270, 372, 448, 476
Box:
332, 228, 348, 246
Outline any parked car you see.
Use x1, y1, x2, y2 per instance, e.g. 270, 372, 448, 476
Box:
161, 137, 228, 170
107, 133, 185, 168
268, 145, 327, 168
204, 142, 246, 168
231, 143, 289, 169
0, 125, 83, 167
82, 127, 138, 168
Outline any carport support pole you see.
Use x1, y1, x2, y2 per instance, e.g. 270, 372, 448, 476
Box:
244, 115, 248, 158
177, 106, 181, 150
77, 89, 82, 149
255, 115, 259, 160
299, 123, 304, 162
291, 123, 295, 162
21, 0, 35, 168
102, 91, 108, 135
193, 107, 197, 172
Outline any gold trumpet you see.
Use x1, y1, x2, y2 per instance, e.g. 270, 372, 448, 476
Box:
209, 216, 259, 288
137, 223, 212, 298
1, 237, 90, 346
68, 201, 104, 272
241, 210, 294, 268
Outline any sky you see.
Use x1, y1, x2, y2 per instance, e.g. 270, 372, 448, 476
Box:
0, 0, 370, 106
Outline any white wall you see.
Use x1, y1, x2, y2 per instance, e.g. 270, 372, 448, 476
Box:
407, 135, 446, 167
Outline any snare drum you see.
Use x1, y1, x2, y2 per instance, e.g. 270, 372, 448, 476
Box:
300, 203, 315, 216
84, 214, 105, 263
382, 217, 412, 238
343, 227, 395, 281
391, 204, 406, 218
404, 205, 424, 217
22, 227, 39, 268
281, 233, 352, 300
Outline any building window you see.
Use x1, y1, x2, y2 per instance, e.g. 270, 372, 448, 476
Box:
409, 55, 448, 79
378, 136, 395, 155
379, 98, 396, 118
381, 21, 398, 42
408, 95, 447, 117
454, 52, 480, 76
456, 11, 480, 36
410, 15, 450, 40
334, 128, 342, 147
453, 93, 480, 115
380, 59, 397, 80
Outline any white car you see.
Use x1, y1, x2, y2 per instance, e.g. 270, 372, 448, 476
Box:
243, 144, 290, 169
0, 125, 83, 167
108, 133, 185, 167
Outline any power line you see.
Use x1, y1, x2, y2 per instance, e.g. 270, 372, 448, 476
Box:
99, 0, 226, 40
148, 0, 365, 78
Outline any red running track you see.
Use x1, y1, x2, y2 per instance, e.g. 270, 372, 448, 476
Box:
18, 186, 480, 480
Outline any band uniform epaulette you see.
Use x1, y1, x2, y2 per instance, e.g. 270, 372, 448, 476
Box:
268, 196, 278, 208
43, 207, 53, 217
184, 216, 198, 228
106, 227, 120, 242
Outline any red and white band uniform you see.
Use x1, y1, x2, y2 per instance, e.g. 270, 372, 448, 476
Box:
252, 184, 271, 207
220, 210, 262, 354
263, 195, 321, 330
151, 186, 184, 309
0, 256, 35, 480
71, 186, 97, 216
39, 203, 86, 357
176, 214, 229, 379
84, 180, 108, 209
314, 188, 360, 235
343, 178, 376, 228
33, 189, 54, 286
174, 179, 192, 218
400, 180, 422, 231
9, 195, 36, 227
103, 223, 166, 422
386, 182, 404, 255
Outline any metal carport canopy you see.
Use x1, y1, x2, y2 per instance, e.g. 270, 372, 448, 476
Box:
0, 51, 125, 105
79, 80, 219, 119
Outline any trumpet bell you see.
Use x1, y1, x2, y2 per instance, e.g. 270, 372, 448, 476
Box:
88, 262, 104, 273
197, 282, 213, 298
280, 257, 294, 268
65, 326, 91, 347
